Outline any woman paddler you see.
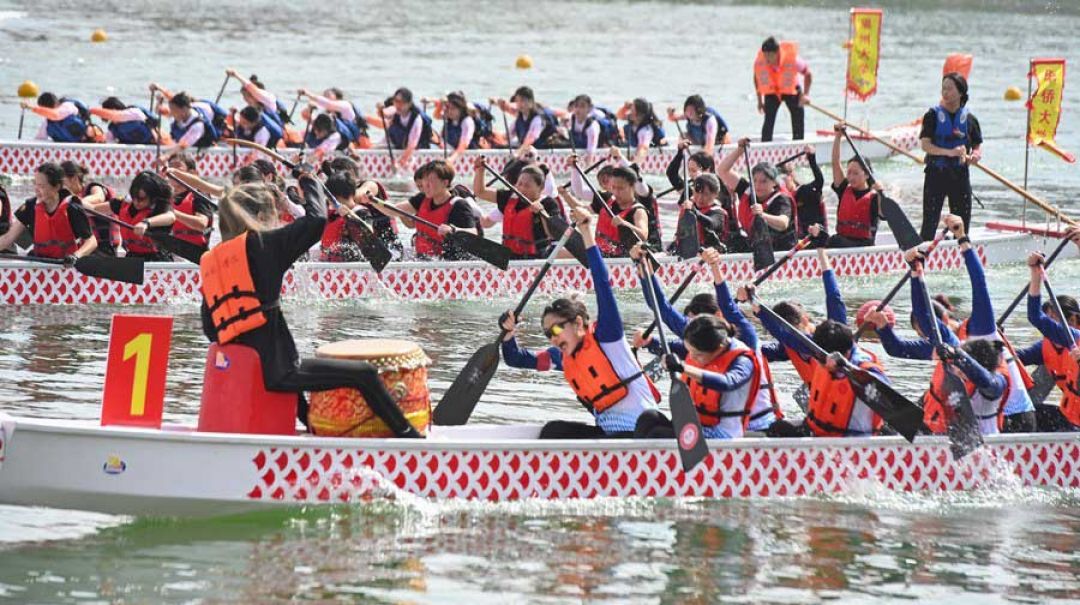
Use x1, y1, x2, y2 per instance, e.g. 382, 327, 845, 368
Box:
717, 138, 797, 251
500, 205, 662, 439
85, 171, 177, 261
429, 91, 494, 163
226, 69, 290, 128
150, 84, 226, 150
233, 105, 284, 150
919, 72, 982, 240
90, 96, 159, 145
566, 95, 615, 164
299, 87, 372, 149
0, 162, 97, 261
473, 157, 563, 260
567, 149, 661, 257
779, 145, 827, 248
60, 160, 119, 257
617, 98, 666, 165
495, 86, 563, 154
667, 94, 729, 155
377, 87, 434, 169
827, 124, 884, 248
198, 173, 420, 437
22, 92, 96, 143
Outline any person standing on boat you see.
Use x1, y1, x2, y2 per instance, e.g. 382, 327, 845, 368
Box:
717, 138, 797, 251
0, 162, 97, 261
299, 88, 374, 149
827, 125, 884, 248
90, 97, 159, 145
151, 84, 226, 150
919, 72, 982, 241
59, 161, 119, 257
199, 174, 420, 437
473, 157, 562, 260
377, 88, 434, 169
22, 93, 97, 143
566, 95, 616, 165
754, 36, 812, 142
495, 86, 563, 153
617, 98, 666, 165
668, 95, 729, 155
85, 171, 176, 261
500, 207, 662, 439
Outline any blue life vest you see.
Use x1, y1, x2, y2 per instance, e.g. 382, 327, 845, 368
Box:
623, 122, 665, 148
238, 112, 284, 149
570, 107, 617, 150
929, 104, 970, 168
686, 107, 729, 146
108, 106, 157, 145
170, 104, 219, 148
387, 108, 434, 149
513, 107, 559, 149
304, 123, 351, 151
273, 99, 291, 126
347, 103, 369, 140
46, 98, 90, 143
444, 106, 493, 150
200, 99, 229, 136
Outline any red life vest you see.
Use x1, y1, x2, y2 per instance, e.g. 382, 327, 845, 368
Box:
320, 209, 347, 261
562, 326, 659, 414
170, 192, 211, 248
199, 232, 277, 344
32, 196, 80, 259
501, 195, 540, 257
413, 196, 454, 258
806, 358, 885, 436
595, 202, 641, 256
835, 186, 876, 240
737, 188, 794, 235
1042, 337, 1080, 427
117, 202, 158, 256
685, 346, 761, 428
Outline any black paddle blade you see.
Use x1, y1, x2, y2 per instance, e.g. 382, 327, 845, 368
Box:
750, 216, 775, 271
845, 365, 926, 442
669, 378, 709, 472
149, 232, 205, 265
545, 215, 589, 268
432, 342, 501, 426
674, 210, 701, 260
75, 255, 144, 285
349, 219, 391, 273
881, 198, 922, 249
940, 369, 984, 459
1027, 365, 1057, 405
448, 231, 511, 270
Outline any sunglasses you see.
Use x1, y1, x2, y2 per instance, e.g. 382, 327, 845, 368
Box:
543, 319, 573, 339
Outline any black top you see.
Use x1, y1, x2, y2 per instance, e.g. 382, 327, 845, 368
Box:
735, 178, 796, 250
920, 108, 983, 167
200, 176, 326, 387
16, 194, 93, 240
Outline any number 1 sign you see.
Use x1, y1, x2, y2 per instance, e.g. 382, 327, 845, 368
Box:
100, 315, 174, 428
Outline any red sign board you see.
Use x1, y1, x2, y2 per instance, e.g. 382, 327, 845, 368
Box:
101, 315, 173, 428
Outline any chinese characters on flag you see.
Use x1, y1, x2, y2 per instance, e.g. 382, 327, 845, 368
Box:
1028, 58, 1076, 163
847, 8, 883, 101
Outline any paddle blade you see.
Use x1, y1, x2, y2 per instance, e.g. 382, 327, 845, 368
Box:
1027, 365, 1057, 405
545, 215, 589, 268
674, 210, 700, 260
75, 255, 144, 285
845, 366, 926, 442
448, 231, 511, 270
149, 232, 205, 265
668, 378, 709, 472
432, 342, 501, 426
940, 369, 984, 459
881, 198, 922, 249
750, 216, 775, 271
352, 220, 391, 273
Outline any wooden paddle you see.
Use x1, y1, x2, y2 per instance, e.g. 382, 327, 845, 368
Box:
639, 253, 709, 472
432, 221, 581, 426
0, 253, 144, 285
482, 163, 590, 268
226, 138, 392, 273
742, 145, 775, 271
80, 206, 206, 265
166, 172, 219, 212
754, 294, 926, 442
368, 196, 511, 270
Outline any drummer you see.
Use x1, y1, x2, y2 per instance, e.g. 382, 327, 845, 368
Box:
500, 206, 663, 439
199, 171, 420, 437
0, 162, 97, 261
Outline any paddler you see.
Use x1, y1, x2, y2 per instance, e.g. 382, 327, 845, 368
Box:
827, 124, 884, 248
429, 91, 495, 163
304, 113, 350, 157
566, 95, 616, 164
85, 171, 176, 261
617, 98, 666, 165
919, 72, 982, 240
226, 69, 291, 128
717, 138, 797, 251
90, 97, 159, 145
161, 168, 214, 254
678, 174, 728, 250
299, 87, 372, 149
495, 86, 563, 153
22, 93, 96, 143
377, 87, 434, 168
59, 160, 119, 257
320, 171, 401, 262
667, 94, 729, 154
754, 36, 812, 141
0, 162, 97, 261
368, 160, 478, 261
779, 145, 827, 248
568, 148, 662, 256
233, 105, 284, 150
473, 157, 563, 260
499, 206, 663, 439
199, 172, 420, 437
150, 84, 226, 150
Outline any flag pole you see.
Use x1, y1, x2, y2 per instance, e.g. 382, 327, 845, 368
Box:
1023, 58, 1033, 229
843, 9, 853, 122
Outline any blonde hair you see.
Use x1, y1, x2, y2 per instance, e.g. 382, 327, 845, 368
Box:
218, 183, 279, 241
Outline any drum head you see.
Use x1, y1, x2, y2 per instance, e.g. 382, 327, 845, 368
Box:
315, 339, 428, 368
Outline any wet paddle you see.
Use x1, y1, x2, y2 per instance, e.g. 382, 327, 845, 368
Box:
674, 150, 700, 260
79, 206, 206, 265
743, 145, 775, 271
880, 198, 922, 250
432, 221, 581, 426
226, 138, 392, 273
753, 294, 926, 442
482, 163, 590, 268
369, 196, 511, 270
0, 253, 144, 285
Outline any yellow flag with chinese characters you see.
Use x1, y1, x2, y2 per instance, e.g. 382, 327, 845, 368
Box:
846, 8, 883, 101
1028, 58, 1076, 163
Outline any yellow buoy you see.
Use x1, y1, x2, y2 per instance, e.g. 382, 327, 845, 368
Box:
17, 80, 39, 98
515, 55, 533, 70
1004, 86, 1023, 101
90, 29, 108, 43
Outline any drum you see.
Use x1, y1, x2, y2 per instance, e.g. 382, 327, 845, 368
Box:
308, 339, 431, 438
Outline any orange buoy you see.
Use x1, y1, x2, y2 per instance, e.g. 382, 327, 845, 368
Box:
90, 29, 108, 43
17, 80, 39, 98
1004, 86, 1023, 101
515, 55, 533, 69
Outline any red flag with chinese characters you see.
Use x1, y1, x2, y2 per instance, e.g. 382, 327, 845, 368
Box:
1027, 58, 1076, 163
846, 8, 883, 101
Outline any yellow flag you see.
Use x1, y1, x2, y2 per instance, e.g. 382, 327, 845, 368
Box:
847, 8, 883, 101
1028, 58, 1076, 163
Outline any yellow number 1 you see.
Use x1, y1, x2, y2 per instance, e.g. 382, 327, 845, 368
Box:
123, 333, 152, 416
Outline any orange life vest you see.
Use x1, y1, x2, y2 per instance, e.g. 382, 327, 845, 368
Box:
562, 327, 658, 414
754, 41, 800, 97
685, 345, 761, 429
414, 195, 454, 258
501, 195, 541, 257
806, 358, 885, 436
1042, 337, 1080, 427
32, 195, 80, 259
199, 232, 277, 344
922, 360, 1009, 435
170, 192, 211, 249
835, 186, 876, 240
785, 345, 816, 384
116, 201, 159, 256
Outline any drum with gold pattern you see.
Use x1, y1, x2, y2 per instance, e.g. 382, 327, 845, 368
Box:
308, 339, 431, 437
